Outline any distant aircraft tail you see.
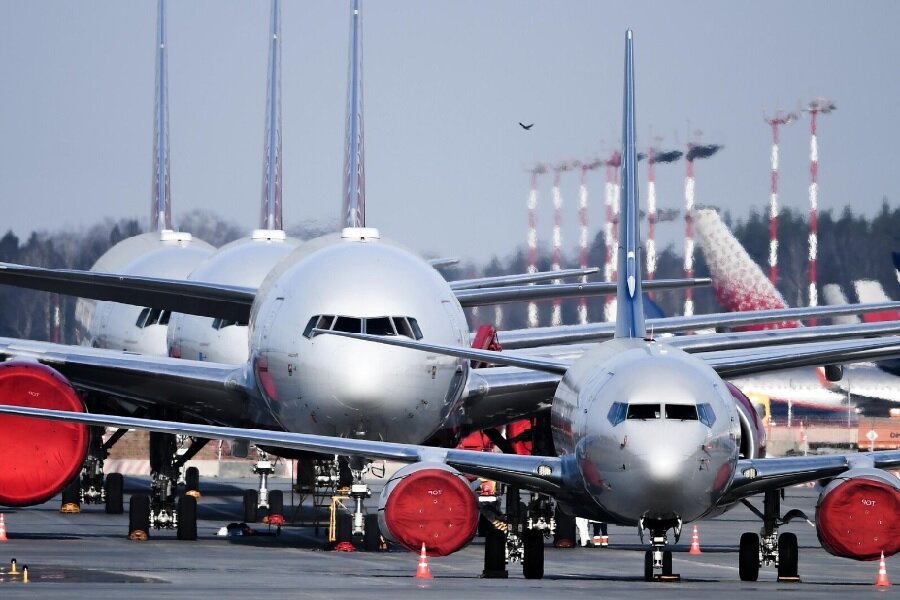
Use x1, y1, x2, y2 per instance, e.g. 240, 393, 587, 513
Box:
614, 30, 645, 339
151, 0, 172, 232
821, 283, 860, 325
342, 0, 366, 228
853, 280, 900, 323
693, 208, 799, 330
260, 0, 283, 231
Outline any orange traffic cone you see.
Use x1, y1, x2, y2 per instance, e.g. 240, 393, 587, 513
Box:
0, 513, 7, 542
415, 543, 433, 579
875, 552, 890, 587
688, 525, 702, 554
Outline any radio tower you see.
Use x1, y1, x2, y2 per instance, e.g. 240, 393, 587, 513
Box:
803, 98, 836, 324
645, 145, 683, 293
763, 110, 797, 285
550, 162, 575, 327
526, 164, 547, 327
577, 158, 602, 324
683, 140, 722, 315
603, 150, 622, 321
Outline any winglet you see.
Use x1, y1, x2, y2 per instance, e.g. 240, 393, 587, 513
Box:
260, 0, 283, 230
615, 29, 646, 339
342, 0, 366, 228
151, 0, 172, 231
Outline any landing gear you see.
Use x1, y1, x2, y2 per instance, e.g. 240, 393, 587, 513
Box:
243, 489, 258, 523
522, 529, 545, 579
104, 473, 124, 514
62, 426, 128, 514
739, 490, 803, 582
640, 519, 682, 581
140, 431, 207, 538
128, 493, 151, 540
243, 448, 282, 522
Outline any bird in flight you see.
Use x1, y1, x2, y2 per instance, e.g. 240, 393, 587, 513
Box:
519, 122, 534, 131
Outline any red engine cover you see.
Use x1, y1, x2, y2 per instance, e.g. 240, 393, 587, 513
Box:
0, 361, 89, 506
380, 466, 479, 556
816, 473, 900, 560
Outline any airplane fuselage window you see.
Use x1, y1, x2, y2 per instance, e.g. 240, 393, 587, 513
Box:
665, 404, 699, 421
627, 403, 662, 420
302, 315, 424, 340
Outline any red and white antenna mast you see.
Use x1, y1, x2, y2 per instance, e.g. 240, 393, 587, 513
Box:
577, 158, 602, 324
645, 144, 683, 293
803, 97, 836, 324
603, 150, 622, 321
550, 162, 576, 327
526, 164, 547, 328
763, 110, 797, 285
683, 138, 722, 316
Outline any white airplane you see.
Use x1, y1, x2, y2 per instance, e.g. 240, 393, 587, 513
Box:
1, 31, 899, 582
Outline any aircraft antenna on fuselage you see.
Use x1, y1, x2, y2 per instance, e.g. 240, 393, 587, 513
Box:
342, 0, 366, 228
151, 0, 172, 232
614, 29, 646, 339
260, 0, 283, 231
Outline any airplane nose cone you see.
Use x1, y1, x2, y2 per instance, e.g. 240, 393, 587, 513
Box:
645, 450, 685, 486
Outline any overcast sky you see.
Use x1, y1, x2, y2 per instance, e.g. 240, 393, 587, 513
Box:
1, 1, 898, 263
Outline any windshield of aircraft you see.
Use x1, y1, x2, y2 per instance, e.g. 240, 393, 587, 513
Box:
135, 307, 171, 328
211, 317, 250, 330
608, 402, 710, 426
303, 314, 423, 340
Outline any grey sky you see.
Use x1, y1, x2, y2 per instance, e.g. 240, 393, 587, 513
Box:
1, 1, 898, 263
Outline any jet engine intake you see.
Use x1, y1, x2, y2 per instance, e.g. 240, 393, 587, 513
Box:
815, 468, 900, 560
0, 361, 89, 506
377, 463, 479, 556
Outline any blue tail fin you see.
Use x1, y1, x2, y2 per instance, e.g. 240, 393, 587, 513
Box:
614, 30, 646, 339
260, 0, 283, 230
342, 0, 366, 228
151, 0, 172, 232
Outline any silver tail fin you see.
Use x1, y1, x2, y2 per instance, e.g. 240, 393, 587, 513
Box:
614, 30, 646, 339
151, 0, 172, 232
260, 0, 283, 230
342, 0, 366, 228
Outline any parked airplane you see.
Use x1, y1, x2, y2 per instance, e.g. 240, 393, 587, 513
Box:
2, 31, 898, 582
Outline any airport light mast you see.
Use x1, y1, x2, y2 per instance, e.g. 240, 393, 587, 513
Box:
577, 158, 602, 324
526, 163, 547, 328
683, 139, 722, 316
645, 144, 683, 295
763, 110, 797, 286
603, 150, 622, 321
550, 161, 575, 327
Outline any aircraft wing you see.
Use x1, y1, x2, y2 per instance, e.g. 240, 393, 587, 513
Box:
499, 301, 900, 348
0, 405, 565, 494
0, 262, 255, 321
449, 267, 598, 290
0, 337, 258, 425
455, 278, 709, 307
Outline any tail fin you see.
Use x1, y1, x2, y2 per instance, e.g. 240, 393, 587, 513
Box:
822, 283, 860, 325
342, 0, 366, 228
853, 280, 900, 323
151, 0, 172, 231
260, 0, 283, 230
614, 30, 645, 339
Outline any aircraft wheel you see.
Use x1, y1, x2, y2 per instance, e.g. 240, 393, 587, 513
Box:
105, 473, 124, 514
128, 493, 151, 538
268, 490, 284, 517
61, 477, 81, 509
363, 513, 381, 551
242, 489, 258, 523
777, 532, 799, 578
739, 532, 760, 581
522, 529, 545, 579
184, 466, 200, 495
644, 550, 653, 581
336, 512, 353, 544
553, 506, 576, 547
482, 519, 507, 577
177, 494, 197, 541
662, 550, 673, 576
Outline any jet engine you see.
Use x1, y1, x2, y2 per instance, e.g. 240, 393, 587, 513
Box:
377, 463, 479, 556
816, 468, 900, 560
725, 383, 766, 459
0, 361, 89, 506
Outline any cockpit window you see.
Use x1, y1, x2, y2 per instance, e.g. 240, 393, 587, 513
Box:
136, 307, 151, 328
333, 316, 362, 334
365, 317, 395, 336
697, 403, 717, 427
303, 314, 423, 340
407, 317, 424, 340
136, 307, 170, 328
665, 404, 698, 421
626, 403, 661, 420
607, 401, 627, 426
211, 317, 248, 330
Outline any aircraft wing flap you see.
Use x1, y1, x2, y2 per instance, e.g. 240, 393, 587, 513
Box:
0, 338, 255, 424
0, 262, 256, 321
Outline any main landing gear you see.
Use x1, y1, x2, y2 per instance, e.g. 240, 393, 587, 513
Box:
738, 489, 804, 582
481, 486, 555, 580
639, 518, 681, 582
128, 432, 207, 541
60, 426, 127, 515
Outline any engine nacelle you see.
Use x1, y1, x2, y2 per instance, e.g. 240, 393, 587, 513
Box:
816, 468, 900, 560
0, 361, 89, 506
378, 463, 479, 556
725, 382, 766, 459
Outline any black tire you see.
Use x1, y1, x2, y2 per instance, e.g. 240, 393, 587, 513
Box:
335, 512, 353, 543
482, 519, 507, 577
553, 506, 576, 547
61, 477, 81, 507
268, 490, 284, 517
739, 532, 760, 582
105, 473, 124, 514
644, 550, 654, 581
662, 550, 673, 576
777, 532, 799, 579
243, 489, 258, 523
522, 529, 545, 580
184, 466, 200, 494
363, 513, 381, 552
177, 494, 197, 541
129, 493, 151, 537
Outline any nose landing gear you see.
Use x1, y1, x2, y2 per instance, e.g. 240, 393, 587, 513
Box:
639, 518, 682, 582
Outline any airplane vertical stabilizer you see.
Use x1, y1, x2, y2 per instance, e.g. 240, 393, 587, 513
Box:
822, 283, 860, 325
151, 0, 172, 232
342, 0, 366, 228
614, 30, 646, 339
260, 0, 283, 231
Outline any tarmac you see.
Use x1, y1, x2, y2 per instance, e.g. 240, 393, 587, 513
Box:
0, 477, 894, 599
